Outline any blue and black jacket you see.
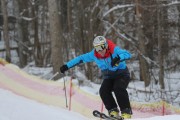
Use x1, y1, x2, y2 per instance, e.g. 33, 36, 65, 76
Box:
66, 40, 131, 79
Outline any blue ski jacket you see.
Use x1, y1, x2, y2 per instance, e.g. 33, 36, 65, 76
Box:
66, 40, 131, 79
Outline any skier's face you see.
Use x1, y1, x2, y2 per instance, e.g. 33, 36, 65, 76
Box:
97, 48, 106, 56
94, 44, 106, 52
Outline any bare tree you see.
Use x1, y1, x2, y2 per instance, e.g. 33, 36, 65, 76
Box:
30, 2, 43, 66
157, 0, 167, 89
14, 0, 29, 67
48, 0, 63, 79
135, 0, 150, 86
1, 0, 11, 62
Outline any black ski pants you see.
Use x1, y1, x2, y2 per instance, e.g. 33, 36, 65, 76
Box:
99, 67, 131, 112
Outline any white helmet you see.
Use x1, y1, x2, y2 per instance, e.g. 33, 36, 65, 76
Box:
93, 36, 107, 47
93, 36, 108, 51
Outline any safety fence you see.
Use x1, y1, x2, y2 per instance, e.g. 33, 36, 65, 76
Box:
0, 60, 102, 118
0, 58, 179, 119
131, 101, 180, 115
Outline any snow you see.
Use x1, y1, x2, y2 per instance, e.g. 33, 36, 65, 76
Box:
132, 115, 180, 120
0, 88, 88, 120
0, 88, 180, 120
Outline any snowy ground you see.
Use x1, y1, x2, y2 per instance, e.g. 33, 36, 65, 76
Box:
0, 88, 88, 120
0, 88, 180, 120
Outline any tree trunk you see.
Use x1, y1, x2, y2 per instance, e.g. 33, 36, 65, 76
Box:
157, 1, 166, 89
1, 0, 11, 62
135, 0, 150, 87
48, 0, 63, 79
67, 0, 72, 32
31, 4, 43, 67
14, 0, 28, 67
108, 0, 115, 41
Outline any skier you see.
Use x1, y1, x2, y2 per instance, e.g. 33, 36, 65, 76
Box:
60, 36, 132, 119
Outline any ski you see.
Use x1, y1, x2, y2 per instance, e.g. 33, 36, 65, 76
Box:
93, 110, 124, 120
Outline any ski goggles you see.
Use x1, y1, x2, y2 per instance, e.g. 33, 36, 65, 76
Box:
94, 44, 107, 52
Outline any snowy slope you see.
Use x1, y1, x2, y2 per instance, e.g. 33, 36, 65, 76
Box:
0, 88, 89, 120
0, 88, 180, 120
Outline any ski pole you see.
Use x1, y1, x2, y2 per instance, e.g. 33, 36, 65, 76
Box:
48, 72, 59, 80
62, 73, 68, 108
69, 77, 73, 111
49, 72, 68, 108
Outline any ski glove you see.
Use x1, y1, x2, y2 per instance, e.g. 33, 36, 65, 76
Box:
60, 65, 68, 73
111, 55, 121, 67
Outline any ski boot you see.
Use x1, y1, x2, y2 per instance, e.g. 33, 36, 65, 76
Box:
109, 108, 121, 119
121, 108, 132, 119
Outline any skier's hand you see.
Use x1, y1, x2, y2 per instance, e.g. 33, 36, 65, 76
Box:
111, 55, 120, 67
60, 65, 68, 74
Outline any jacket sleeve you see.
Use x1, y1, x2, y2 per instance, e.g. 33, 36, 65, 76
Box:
114, 46, 131, 61
66, 50, 94, 69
